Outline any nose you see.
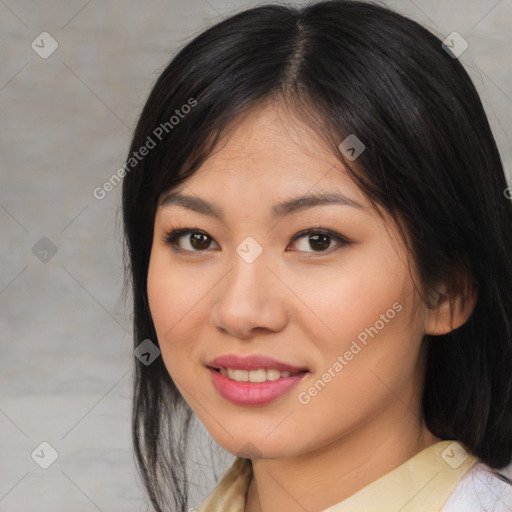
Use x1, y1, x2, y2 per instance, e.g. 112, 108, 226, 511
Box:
210, 247, 288, 339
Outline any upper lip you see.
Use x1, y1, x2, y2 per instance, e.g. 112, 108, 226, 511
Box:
207, 354, 308, 373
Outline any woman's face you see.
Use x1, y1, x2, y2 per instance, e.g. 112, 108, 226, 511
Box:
147, 101, 432, 459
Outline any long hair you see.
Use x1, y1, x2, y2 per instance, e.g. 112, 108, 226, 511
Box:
122, 1, 512, 510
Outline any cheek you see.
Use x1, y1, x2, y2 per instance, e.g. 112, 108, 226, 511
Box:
147, 248, 200, 334
282, 310, 423, 455
309, 247, 411, 348
147, 247, 215, 391
147, 253, 172, 334
147, 251, 193, 374
295, 256, 422, 411
322, 270, 419, 382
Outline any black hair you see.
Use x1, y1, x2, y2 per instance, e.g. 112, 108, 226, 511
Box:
122, 1, 512, 510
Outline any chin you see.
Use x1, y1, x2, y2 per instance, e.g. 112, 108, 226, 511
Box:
215, 436, 299, 460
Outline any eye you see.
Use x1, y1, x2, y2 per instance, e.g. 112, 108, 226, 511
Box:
288, 229, 349, 255
163, 228, 219, 252
162, 227, 349, 255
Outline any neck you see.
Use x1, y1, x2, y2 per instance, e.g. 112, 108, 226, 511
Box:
245, 408, 440, 512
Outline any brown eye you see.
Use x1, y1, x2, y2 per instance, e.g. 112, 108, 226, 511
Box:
307, 233, 331, 251
163, 227, 349, 256
164, 229, 219, 252
189, 232, 212, 250
289, 229, 348, 254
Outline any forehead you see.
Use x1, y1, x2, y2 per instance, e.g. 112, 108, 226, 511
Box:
163, 102, 368, 207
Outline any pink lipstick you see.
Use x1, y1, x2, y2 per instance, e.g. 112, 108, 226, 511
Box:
207, 354, 309, 406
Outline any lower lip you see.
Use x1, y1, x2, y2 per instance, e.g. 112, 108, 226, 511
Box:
208, 368, 309, 406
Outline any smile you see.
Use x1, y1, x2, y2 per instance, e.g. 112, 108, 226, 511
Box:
208, 367, 309, 406
216, 367, 301, 382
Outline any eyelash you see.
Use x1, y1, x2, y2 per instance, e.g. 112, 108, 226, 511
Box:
162, 227, 351, 257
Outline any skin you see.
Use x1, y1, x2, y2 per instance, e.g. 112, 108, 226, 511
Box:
147, 101, 477, 512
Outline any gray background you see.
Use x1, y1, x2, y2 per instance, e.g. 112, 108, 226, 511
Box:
1, 0, 511, 510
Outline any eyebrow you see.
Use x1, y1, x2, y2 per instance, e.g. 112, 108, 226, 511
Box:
159, 190, 365, 221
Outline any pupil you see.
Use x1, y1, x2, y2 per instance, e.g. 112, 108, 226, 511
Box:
310, 234, 330, 251
191, 232, 210, 250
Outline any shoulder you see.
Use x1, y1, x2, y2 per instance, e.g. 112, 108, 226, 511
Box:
441, 462, 512, 512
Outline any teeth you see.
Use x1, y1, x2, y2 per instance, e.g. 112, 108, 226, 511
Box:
221, 368, 296, 382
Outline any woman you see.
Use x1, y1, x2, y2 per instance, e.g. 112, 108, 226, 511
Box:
122, 1, 512, 510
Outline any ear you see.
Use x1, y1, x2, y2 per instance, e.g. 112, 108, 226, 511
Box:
424, 275, 478, 336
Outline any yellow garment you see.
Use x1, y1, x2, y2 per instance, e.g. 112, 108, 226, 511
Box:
196, 440, 478, 512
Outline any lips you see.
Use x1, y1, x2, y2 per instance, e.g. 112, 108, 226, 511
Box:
206, 354, 309, 406
207, 354, 308, 373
